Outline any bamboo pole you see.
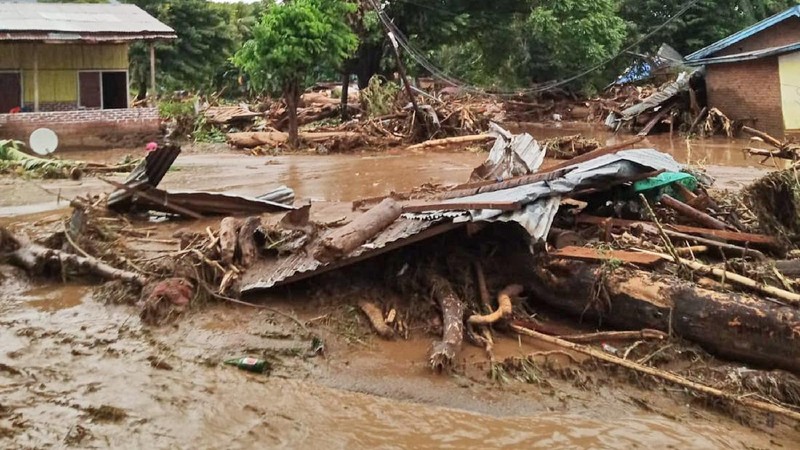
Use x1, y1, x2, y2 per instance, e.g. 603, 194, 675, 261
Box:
510, 324, 800, 422
643, 249, 800, 305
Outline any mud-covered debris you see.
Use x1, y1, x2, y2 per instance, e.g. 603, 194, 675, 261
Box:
84, 405, 127, 423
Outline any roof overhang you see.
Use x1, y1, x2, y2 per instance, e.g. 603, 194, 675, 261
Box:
686, 6, 800, 61
686, 41, 800, 66
0, 31, 177, 43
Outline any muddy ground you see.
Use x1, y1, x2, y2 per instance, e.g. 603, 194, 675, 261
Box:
2, 126, 798, 448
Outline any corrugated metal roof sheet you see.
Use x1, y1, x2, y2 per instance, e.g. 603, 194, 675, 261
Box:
686, 6, 800, 61
241, 219, 458, 292
686, 41, 800, 65
620, 71, 692, 119
0, 4, 176, 40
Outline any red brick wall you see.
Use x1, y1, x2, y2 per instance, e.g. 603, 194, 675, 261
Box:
705, 57, 785, 136
716, 17, 800, 57
0, 108, 161, 149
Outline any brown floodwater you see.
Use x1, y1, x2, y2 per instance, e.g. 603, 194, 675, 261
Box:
1, 126, 796, 448
0, 124, 779, 217
1, 279, 794, 449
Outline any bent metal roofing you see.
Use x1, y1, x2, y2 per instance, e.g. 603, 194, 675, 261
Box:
0, 3, 176, 42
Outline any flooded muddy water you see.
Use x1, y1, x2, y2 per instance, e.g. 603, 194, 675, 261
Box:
1, 126, 797, 448
1, 279, 794, 449
0, 125, 777, 216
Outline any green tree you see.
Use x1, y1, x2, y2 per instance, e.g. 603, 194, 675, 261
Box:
233, 0, 358, 148
526, 0, 626, 92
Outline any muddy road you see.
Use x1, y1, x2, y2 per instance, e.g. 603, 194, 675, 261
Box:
2, 127, 798, 448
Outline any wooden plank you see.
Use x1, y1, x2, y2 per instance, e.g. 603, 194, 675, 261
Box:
550, 246, 663, 266
402, 200, 521, 213
575, 215, 778, 246
544, 136, 645, 172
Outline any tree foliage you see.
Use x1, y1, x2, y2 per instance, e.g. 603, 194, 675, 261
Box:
233, 0, 358, 147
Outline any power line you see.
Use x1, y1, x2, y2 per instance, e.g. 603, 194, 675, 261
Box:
368, 0, 703, 96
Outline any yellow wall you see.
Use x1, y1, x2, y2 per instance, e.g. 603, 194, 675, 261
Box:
779, 52, 800, 131
0, 43, 128, 104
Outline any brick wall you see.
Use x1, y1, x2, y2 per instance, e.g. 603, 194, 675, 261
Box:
0, 108, 161, 149
716, 17, 800, 57
705, 57, 785, 136
22, 102, 78, 112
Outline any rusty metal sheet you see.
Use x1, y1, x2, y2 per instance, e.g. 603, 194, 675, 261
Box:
240, 219, 460, 292
135, 189, 294, 217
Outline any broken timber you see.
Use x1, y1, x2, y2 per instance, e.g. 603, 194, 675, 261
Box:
549, 246, 663, 266
575, 215, 778, 247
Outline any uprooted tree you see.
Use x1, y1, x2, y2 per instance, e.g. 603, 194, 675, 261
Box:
233, 0, 358, 148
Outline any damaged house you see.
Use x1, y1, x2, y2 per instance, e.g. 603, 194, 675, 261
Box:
686, 5, 800, 138
0, 3, 176, 148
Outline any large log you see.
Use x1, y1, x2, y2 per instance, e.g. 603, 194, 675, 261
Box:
227, 131, 364, 149
426, 274, 465, 372
529, 260, 800, 373
314, 198, 402, 261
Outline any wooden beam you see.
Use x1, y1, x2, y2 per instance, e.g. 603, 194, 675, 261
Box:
149, 42, 157, 99
575, 215, 778, 246
33, 44, 39, 112
402, 200, 521, 213
549, 246, 664, 266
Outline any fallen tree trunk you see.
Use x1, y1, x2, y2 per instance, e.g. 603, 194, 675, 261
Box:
315, 198, 402, 261
529, 260, 800, 374
227, 131, 364, 150
1, 227, 147, 286
406, 134, 493, 151
426, 274, 465, 372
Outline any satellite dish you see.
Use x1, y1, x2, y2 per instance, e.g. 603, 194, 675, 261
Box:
29, 128, 59, 156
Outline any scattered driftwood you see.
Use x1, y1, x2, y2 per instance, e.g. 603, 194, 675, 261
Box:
510, 324, 800, 422
315, 198, 402, 261
227, 131, 365, 150
406, 134, 493, 151
468, 284, 523, 325
557, 329, 668, 344
359, 300, 394, 339
743, 125, 800, 162
427, 274, 465, 372
660, 194, 732, 231
529, 260, 800, 373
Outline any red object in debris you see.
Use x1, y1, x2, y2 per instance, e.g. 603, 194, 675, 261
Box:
9, 107, 21, 114
146, 142, 158, 152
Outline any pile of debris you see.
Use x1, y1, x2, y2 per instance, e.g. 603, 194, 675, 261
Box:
3, 126, 800, 424
197, 79, 506, 153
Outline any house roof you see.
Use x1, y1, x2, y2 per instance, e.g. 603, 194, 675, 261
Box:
0, 3, 176, 42
686, 6, 800, 61
686, 41, 800, 65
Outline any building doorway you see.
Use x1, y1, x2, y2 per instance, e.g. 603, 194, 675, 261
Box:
102, 71, 128, 109
0, 72, 22, 113
780, 52, 800, 132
